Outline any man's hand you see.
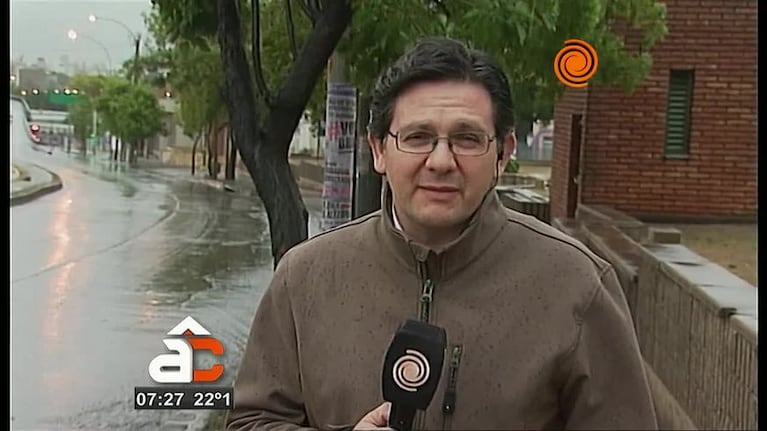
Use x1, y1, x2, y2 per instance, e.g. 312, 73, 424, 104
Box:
353, 402, 393, 430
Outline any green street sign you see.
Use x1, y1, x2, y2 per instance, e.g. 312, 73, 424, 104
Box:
48, 93, 84, 106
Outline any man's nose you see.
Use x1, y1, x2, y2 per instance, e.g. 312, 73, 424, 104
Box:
424, 140, 458, 172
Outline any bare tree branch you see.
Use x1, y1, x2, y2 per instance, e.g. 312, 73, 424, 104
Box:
310, 0, 322, 14
266, 0, 352, 155
284, 0, 299, 59
251, 0, 272, 105
295, 0, 319, 23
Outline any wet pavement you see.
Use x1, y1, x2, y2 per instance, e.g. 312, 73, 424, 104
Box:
10, 99, 320, 430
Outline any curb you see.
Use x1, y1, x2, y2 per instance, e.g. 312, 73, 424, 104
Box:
10, 165, 63, 206
11, 164, 30, 182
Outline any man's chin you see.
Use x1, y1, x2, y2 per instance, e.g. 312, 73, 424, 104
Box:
412, 208, 469, 230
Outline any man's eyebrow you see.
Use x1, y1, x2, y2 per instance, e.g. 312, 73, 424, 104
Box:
449, 120, 486, 131
398, 121, 436, 131
398, 119, 487, 132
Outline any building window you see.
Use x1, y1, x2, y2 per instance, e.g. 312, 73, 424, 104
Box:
664, 69, 695, 156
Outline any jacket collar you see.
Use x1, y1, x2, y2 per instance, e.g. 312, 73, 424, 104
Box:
378, 181, 508, 280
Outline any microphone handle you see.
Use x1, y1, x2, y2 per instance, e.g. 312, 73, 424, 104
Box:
388, 403, 417, 431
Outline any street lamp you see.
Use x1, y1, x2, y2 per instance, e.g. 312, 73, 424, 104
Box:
88, 14, 141, 83
67, 29, 113, 74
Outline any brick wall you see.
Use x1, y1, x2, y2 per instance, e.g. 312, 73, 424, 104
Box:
579, 0, 757, 219
550, 88, 588, 220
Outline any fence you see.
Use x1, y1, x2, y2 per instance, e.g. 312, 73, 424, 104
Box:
564, 207, 757, 430
635, 243, 757, 430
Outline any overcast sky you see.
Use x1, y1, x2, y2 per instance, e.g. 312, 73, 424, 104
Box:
11, 0, 152, 71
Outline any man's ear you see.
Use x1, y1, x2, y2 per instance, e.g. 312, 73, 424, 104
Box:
368, 132, 387, 175
496, 131, 517, 173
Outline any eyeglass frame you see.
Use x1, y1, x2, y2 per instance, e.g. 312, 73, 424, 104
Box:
386, 130, 497, 157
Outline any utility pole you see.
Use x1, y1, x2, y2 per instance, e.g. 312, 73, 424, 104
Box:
321, 52, 357, 231
132, 35, 141, 84
90, 109, 98, 156
352, 94, 382, 218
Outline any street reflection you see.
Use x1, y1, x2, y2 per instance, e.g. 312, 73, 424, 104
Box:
41, 192, 75, 345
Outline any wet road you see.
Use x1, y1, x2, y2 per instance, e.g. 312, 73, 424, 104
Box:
11, 99, 317, 430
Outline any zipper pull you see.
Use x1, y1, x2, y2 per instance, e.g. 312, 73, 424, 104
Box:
450, 345, 462, 367
442, 344, 463, 415
419, 279, 434, 322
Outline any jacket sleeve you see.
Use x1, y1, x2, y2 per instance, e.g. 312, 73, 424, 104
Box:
560, 265, 659, 430
227, 253, 316, 431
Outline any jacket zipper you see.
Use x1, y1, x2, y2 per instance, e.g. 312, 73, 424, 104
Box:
441, 344, 463, 430
419, 279, 434, 322
413, 261, 433, 430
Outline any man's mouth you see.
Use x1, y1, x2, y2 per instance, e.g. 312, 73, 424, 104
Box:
419, 185, 460, 194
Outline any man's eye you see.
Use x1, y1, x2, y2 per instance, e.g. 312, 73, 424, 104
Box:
403, 133, 433, 142
453, 133, 483, 143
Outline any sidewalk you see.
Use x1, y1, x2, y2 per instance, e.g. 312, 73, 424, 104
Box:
142, 166, 324, 235
10, 161, 63, 206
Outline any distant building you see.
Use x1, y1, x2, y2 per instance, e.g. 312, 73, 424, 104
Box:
550, 0, 756, 222
290, 114, 324, 158
17, 68, 47, 91
516, 120, 553, 162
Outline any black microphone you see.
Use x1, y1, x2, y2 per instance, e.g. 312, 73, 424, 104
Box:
382, 319, 447, 431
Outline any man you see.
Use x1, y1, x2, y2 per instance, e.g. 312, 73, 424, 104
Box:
228, 37, 658, 430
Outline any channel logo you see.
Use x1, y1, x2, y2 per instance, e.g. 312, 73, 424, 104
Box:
148, 316, 225, 384
554, 39, 599, 88
392, 349, 431, 392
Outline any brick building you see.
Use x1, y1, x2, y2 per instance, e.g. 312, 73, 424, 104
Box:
550, 0, 757, 222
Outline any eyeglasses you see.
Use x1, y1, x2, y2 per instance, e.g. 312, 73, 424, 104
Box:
387, 130, 495, 156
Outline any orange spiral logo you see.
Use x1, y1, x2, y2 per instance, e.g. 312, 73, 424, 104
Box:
554, 39, 598, 88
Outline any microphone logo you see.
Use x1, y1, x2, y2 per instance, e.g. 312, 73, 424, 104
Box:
392, 349, 430, 392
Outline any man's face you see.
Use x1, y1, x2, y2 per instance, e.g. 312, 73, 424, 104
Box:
369, 80, 515, 232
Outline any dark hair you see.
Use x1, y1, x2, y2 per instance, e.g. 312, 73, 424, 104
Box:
368, 37, 515, 148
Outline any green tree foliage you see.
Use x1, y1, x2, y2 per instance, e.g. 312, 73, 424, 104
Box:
66, 74, 163, 147
170, 42, 227, 137
96, 77, 164, 145
141, 8, 227, 138
336, 0, 667, 130
67, 74, 111, 143
247, 0, 668, 136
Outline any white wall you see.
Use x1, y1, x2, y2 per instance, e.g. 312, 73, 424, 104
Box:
290, 114, 323, 157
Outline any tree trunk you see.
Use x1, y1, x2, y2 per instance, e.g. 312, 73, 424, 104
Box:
216, 0, 352, 266
191, 131, 201, 175
226, 126, 236, 180
208, 124, 219, 179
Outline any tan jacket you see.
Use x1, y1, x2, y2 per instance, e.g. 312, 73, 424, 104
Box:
227, 186, 658, 430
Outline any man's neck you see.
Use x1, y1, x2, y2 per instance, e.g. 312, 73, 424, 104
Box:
391, 204, 464, 250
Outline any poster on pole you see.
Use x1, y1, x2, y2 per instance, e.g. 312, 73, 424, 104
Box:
321, 83, 357, 231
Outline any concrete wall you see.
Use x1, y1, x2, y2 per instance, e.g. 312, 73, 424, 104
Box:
558, 208, 757, 430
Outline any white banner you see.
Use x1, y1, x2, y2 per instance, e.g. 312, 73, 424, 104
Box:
321, 83, 357, 231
